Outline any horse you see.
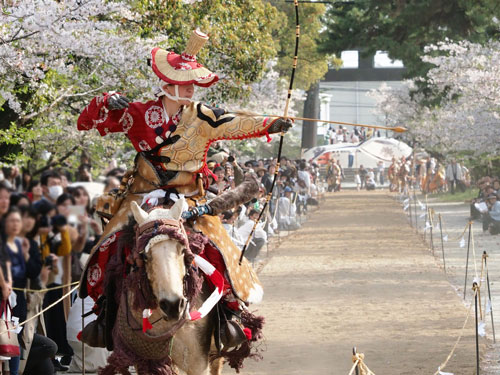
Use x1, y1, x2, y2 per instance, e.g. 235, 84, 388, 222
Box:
99, 198, 223, 375
427, 171, 447, 194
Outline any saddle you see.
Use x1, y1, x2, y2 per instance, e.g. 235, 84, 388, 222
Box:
188, 200, 263, 304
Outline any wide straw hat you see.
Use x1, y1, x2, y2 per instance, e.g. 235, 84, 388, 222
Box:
151, 29, 219, 87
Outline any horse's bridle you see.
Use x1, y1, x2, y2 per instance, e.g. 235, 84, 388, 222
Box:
133, 214, 224, 324
135, 215, 191, 309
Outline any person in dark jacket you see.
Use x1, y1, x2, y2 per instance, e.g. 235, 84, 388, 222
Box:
3, 206, 57, 375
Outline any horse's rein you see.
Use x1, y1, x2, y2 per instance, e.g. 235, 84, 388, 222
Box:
132, 214, 224, 324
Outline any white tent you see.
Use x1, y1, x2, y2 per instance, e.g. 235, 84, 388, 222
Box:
303, 137, 412, 169
69, 181, 105, 201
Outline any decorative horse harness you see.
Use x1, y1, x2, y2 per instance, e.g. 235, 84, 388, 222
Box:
133, 214, 225, 331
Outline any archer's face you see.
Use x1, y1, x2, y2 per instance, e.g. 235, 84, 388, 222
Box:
164, 84, 195, 105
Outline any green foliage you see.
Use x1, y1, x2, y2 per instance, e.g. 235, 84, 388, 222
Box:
267, 0, 333, 90
132, 0, 280, 101
432, 188, 479, 202
1, 0, 310, 175
321, 0, 500, 78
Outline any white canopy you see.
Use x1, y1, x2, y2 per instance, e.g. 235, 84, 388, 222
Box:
303, 137, 412, 168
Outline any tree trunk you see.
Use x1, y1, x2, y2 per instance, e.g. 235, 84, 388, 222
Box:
301, 81, 320, 149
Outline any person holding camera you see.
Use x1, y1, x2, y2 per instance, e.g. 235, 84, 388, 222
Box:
2, 206, 58, 375
36, 204, 74, 371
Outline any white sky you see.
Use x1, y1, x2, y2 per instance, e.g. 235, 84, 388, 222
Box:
340, 50, 404, 68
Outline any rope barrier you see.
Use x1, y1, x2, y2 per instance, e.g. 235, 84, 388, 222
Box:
348, 353, 376, 375
395, 190, 492, 374
437, 218, 470, 242
432, 290, 475, 375
12, 281, 80, 293
398, 192, 470, 242
0, 284, 79, 336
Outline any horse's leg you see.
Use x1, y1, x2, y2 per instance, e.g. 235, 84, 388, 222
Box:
209, 358, 224, 375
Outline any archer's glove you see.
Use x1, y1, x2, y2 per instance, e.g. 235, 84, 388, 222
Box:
107, 93, 130, 110
268, 118, 293, 134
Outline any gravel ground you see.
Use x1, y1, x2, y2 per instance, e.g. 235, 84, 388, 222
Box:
238, 191, 477, 375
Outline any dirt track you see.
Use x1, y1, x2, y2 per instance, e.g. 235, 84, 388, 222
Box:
238, 191, 478, 375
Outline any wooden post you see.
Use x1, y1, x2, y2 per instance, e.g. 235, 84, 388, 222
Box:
464, 222, 472, 300
439, 214, 446, 274
473, 282, 480, 375
413, 190, 418, 231
483, 251, 496, 343
429, 209, 434, 256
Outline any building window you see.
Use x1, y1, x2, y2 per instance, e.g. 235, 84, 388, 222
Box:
374, 51, 404, 68
340, 50, 359, 69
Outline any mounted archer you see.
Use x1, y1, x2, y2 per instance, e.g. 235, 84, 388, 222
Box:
77, 29, 291, 374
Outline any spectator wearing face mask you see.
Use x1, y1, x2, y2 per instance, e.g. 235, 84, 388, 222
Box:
40, 170, 64, 204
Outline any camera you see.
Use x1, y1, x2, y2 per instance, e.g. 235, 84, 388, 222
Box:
51, 214, 67, 228
44, 254, 54, 269
227, 155, 235, 163
39, 215, 50, 228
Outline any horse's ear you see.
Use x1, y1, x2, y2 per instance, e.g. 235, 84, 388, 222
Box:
170, 197, 187, 220
131, 201, 148, 225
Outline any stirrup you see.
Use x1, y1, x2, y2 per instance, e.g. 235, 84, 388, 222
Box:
220, 320, 247, 348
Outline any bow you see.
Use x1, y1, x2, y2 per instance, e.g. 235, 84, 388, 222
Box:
239, 0, 300, 264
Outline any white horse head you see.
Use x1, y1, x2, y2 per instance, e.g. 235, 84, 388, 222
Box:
131, 198, 189, 320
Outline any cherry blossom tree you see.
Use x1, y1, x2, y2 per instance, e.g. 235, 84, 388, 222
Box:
370, 39, 500, 158
0, 0, 167, 172
0, 0, 304, 173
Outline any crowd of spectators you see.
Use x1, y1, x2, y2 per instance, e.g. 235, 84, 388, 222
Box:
0, 164, 118, 374
324, 125, 381, 145
469, 176, 500, 235
206, 150, 323, 262
0, 151, 323, 374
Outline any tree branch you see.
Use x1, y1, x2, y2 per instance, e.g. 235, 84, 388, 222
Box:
32, 145, 79, 176
18, 85, 104, 124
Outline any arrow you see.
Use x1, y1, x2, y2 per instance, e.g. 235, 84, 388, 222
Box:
265, 115, 407, 133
